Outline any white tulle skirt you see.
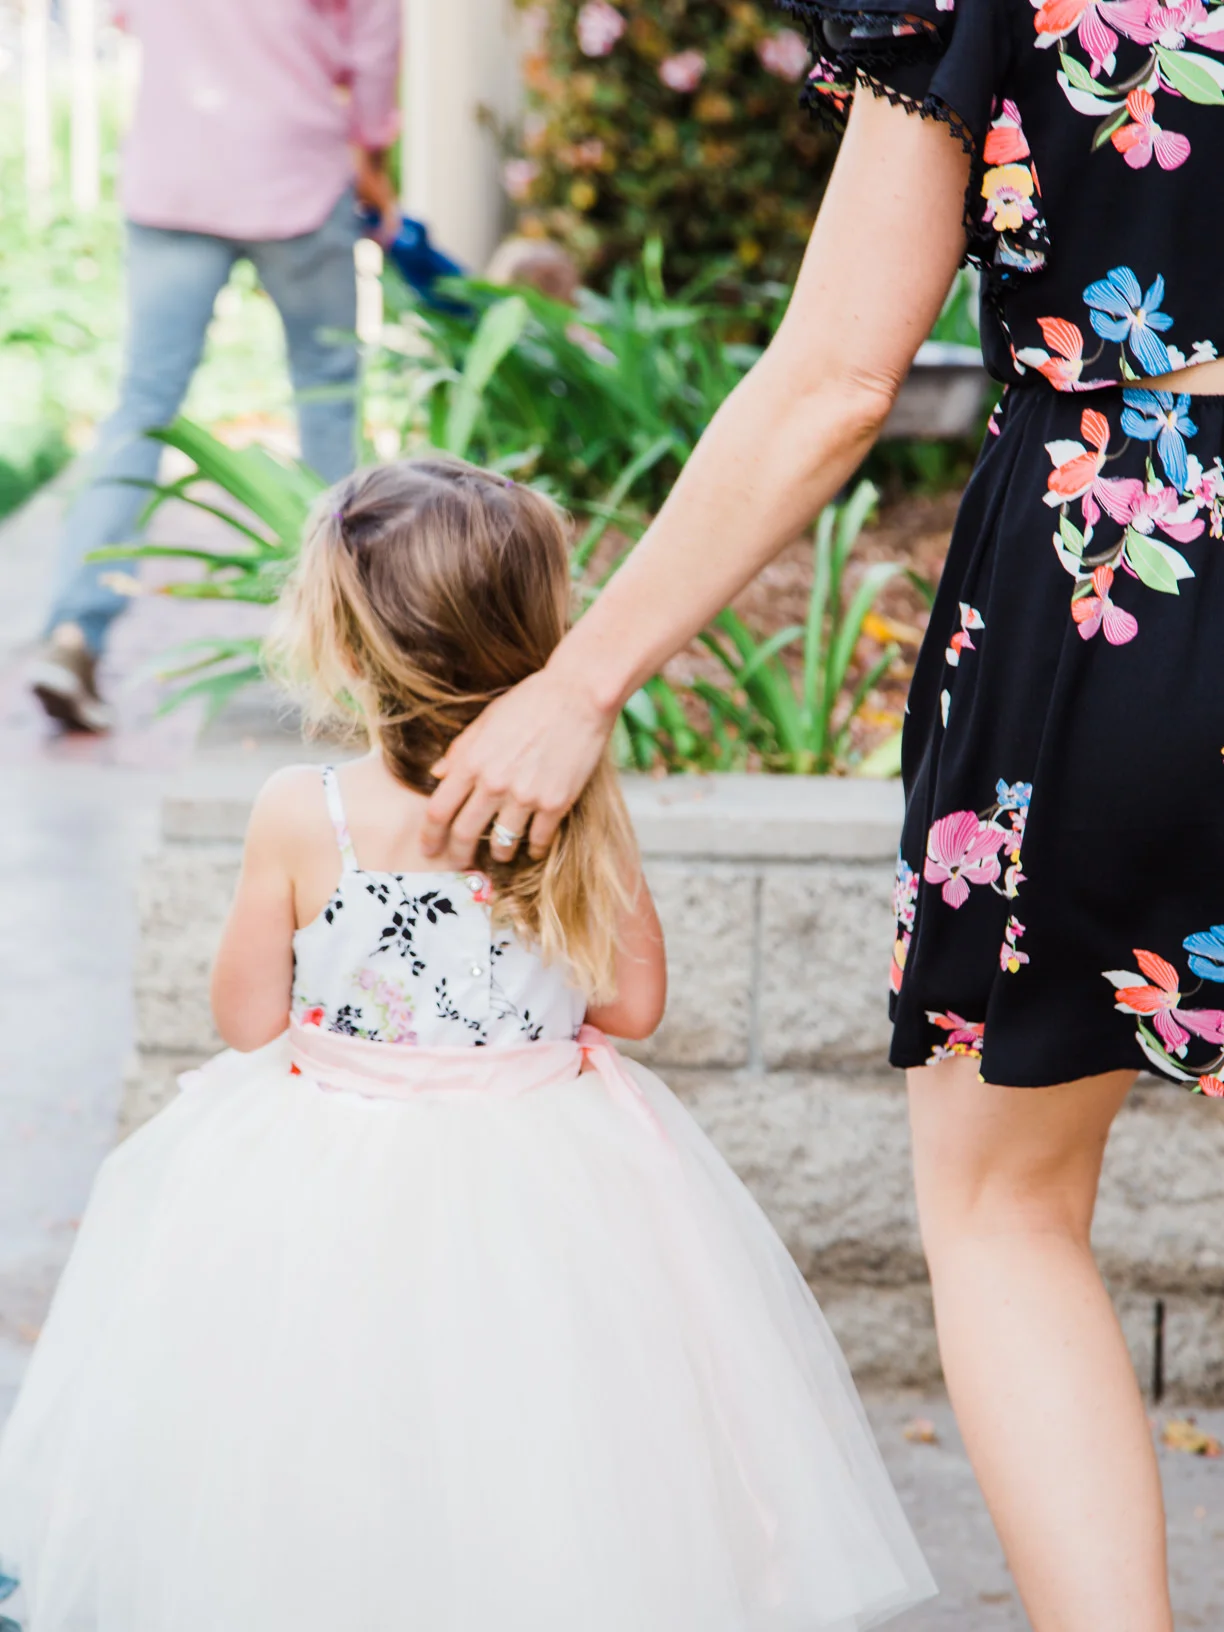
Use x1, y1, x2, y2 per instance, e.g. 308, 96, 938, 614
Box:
0, 1027, 934, 1631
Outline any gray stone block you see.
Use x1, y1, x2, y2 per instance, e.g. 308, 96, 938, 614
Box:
133, 845, 239, 1056
632, 864, 755, 1068
1095, 1087, 1224, 1291
816, 1285, 941, 1388
673, 1068, 925, 1286
759, 864, 895, 1069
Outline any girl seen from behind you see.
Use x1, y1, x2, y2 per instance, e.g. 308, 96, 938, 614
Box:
0, 457, 933, 1631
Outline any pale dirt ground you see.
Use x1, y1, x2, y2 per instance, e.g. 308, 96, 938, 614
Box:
0, 483, 1221, 1628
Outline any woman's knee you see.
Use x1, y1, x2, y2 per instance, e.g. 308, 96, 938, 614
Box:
906, 1059, 1134, 1254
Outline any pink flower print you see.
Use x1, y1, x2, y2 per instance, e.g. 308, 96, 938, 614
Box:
1106, 0, 1224, 49
924, 812, 1008, 908
658, 50, 706, 92
756, 29, 809, 82
1111, 89, 1192, 171
503, 158, 540, 202
299, 1006, 326, 1028
1045, 408, 1110, 506
1092, 477, 1205, 542
575, 0, 625, 58
1071, 564, 1139, 644
1032, 0, 1120, 74
946, 602, 984, 666
1017, 316, 1087, 390
1000, 916, 1030, 973
926, 1010, 985, 1061
1103, 949, 1224, 1055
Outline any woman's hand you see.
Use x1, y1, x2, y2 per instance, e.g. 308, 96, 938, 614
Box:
420, 660, 619, 866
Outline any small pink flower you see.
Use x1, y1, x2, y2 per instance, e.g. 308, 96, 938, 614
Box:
924, 811, 1008, 908
658, 49, 706, 92
756, 30, 809, 82
503, 158, 540, 202
1092, 477, 1205, 542
299, 1006, 325, 1028
1070, 564, 1139, 645
576, 0, 625, 57
1112, 88, 1191, 172
926, 1010, 984, 1057
1104, 949, 1224, 1056
520, 4, 548, 51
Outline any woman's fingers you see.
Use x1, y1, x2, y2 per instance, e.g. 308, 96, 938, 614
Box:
526, 804, 565, 861
421, 756, 478, 859
444, 786, 502, 870
489, 799, 534, 863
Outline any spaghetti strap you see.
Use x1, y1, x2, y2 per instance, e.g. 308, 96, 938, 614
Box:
321, 766, 359, 872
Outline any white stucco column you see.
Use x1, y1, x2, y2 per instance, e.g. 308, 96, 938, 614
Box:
402, 0, 522, 272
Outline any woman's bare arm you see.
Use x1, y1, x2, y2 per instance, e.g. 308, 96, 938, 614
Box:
422, 91, 972, 866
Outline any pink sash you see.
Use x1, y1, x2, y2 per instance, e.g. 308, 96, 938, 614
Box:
288, 1020, 666, 1142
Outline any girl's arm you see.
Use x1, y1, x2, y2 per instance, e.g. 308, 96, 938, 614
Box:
421, 90, 971, 867
586, 876, 667, 1041
210, 777, 300, 1051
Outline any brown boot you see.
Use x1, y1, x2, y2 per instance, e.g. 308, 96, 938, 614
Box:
28, 623, 114, 733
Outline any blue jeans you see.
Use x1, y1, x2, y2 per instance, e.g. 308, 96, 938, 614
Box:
47, 188, 360, 652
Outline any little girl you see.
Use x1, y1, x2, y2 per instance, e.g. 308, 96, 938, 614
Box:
0, 458, 933, 1630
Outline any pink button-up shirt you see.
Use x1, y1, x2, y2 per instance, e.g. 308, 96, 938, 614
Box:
120, 0, 401, 241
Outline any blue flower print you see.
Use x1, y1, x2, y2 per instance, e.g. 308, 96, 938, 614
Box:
1084, 267, 1173, 378
1183, 926, 1224, 983
1121, 389, 1198, 492
995, 779, 1032, 814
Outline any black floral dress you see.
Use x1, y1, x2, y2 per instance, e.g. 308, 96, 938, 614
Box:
788, 0, 1224, 1092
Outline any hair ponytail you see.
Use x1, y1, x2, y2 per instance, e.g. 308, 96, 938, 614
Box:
267, 456, 637, 1000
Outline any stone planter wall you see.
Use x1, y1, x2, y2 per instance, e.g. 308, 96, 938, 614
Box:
127, 767, 1224, 1399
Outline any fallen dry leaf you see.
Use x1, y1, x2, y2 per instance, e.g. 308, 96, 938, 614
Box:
903, 1417, 939, 1445
1162, 1418, 1222, 1457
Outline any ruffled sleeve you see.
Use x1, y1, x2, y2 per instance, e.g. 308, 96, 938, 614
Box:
782, 0, 1047, 283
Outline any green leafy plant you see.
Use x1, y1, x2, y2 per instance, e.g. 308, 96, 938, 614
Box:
370, 241, 767, 515
507, 0, 835, 290
618, 479, 906, 774
89, 419, 325, 717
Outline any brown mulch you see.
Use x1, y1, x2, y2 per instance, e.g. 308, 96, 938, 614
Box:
581, 488, 960, 768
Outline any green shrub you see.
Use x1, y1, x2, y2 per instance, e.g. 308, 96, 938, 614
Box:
506, 0, 834, 291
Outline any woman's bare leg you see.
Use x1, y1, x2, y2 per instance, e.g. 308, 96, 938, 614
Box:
908, 1058, 1171, 1632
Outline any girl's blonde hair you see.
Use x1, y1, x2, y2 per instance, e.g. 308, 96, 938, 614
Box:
267, 455, 636, 1000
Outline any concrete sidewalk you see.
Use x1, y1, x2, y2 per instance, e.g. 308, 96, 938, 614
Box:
0, 482, 1221, 1627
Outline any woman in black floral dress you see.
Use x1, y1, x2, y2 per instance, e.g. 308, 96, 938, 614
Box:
423, 1, 1224, 1622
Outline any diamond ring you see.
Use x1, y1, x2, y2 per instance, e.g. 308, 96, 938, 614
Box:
490, 821, 522, 847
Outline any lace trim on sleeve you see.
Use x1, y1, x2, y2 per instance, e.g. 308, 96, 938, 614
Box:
780, 2, 1049, 293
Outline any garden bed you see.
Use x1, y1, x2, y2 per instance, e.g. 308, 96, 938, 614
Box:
586, 486, 961, 771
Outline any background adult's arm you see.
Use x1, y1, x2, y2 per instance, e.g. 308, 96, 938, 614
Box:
423, 91, 972, 865
349, 0, 403, 232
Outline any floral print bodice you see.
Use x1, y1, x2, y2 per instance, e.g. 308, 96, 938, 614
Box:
789, 0, 1224, 391
290, 769, 585, 1048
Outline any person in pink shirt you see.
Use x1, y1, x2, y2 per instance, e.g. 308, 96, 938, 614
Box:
29, 0, 402, 732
